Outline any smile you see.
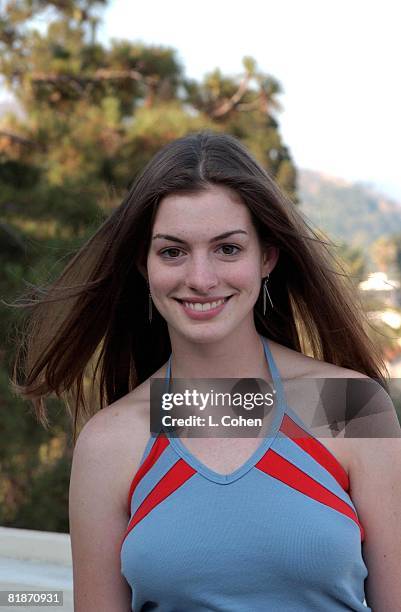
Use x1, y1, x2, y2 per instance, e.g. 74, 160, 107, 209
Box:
174, 296, 233, 319
182, 297, 227, 311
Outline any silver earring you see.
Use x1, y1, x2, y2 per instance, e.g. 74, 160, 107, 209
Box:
263, 274, 273, 315
147, 281, 152, 323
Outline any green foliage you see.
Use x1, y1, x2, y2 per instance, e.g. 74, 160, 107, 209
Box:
0, 160, 40, 187
10, 453, 72, 532
0, 366, 72, 531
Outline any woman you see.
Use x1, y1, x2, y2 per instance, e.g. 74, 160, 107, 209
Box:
12, 131, 401, 610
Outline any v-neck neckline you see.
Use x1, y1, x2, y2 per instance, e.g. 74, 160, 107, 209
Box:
162, 336, 286, 485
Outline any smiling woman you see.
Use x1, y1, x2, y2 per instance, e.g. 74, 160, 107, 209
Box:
9, 131, 401, 611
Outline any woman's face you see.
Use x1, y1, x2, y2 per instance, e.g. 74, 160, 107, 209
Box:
146, 184, 278, 344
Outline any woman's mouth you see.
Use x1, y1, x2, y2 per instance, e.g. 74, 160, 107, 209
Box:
174, 296, 233, 320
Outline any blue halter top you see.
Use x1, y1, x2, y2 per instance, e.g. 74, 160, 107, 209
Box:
120, 336, 369, 611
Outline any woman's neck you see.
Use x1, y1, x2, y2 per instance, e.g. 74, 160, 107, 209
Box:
168, 325, 271, 380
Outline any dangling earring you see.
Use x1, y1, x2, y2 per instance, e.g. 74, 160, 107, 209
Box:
147, 280, 152, 323
263, 273, 273, 316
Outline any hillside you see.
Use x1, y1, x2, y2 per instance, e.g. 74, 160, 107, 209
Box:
298, 169, 401, 248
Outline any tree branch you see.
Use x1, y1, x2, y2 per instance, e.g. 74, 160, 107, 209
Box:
0, 130, 36, 147
210, 72, 251, 118
30, 68, 159, 87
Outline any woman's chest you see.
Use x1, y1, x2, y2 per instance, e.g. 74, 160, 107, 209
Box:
122, 464, 366, 609
177, 436, 267, 474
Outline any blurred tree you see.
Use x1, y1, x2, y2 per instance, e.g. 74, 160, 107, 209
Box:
335, 241, 366, 284
378, 232, 401, 283
184, 57, 297, 201
370, 236, 397, 274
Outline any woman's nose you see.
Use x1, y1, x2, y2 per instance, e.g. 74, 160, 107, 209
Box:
185, 256, 218, 293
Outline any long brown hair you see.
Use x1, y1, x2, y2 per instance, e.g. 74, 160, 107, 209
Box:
9, 130, 387, 441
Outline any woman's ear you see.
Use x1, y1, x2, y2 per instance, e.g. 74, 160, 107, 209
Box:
262, 246, 279, 277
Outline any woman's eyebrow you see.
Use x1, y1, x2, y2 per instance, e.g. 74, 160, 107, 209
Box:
152, 230, 248, 244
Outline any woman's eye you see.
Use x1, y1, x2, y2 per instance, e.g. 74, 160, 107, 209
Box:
160, 248, 183, 259
218, 244, 241, 256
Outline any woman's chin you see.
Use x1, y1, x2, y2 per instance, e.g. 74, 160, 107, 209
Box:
169, 320, 235, 345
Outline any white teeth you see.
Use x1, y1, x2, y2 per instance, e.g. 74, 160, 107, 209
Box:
183, 298, 226, 311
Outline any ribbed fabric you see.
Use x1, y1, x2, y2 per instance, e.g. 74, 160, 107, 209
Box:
120, 336, 370, 611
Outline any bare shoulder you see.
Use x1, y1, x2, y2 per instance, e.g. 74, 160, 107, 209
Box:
74, 370, 163, 509
267, 338, 369, 380
266, 339, 394, 474
278, 344, 401, 463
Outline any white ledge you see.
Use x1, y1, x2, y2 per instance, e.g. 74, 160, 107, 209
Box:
0, 526, 72, 565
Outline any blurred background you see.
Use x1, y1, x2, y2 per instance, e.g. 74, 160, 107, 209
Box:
1, 0, 401, 534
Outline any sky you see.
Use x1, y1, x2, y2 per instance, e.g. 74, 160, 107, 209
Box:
1, 0, 400, 201
97, 0, 401, 202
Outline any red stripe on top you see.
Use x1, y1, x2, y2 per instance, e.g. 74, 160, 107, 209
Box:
122, 458, 196, 546
126, 433, 170, 514
280, 413, 349, 491
256, 448, 365, 541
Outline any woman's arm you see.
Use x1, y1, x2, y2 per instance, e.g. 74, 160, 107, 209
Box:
69, 412, 133, 612
348, 420, 401, 610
